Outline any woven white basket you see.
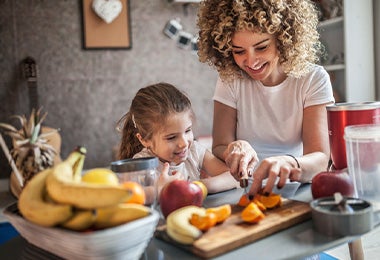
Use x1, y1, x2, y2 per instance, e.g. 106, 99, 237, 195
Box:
3, 203, 159, 260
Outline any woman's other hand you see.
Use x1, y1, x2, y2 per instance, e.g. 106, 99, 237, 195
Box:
223, 140, 259, 181
157, 162, 185, 195
248, 155, 302, 196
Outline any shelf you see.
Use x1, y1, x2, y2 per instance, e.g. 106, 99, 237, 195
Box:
318, 0, 375, 102
318, 16, 343, 28
169, 0, 200, 3
323, 64, 345, 71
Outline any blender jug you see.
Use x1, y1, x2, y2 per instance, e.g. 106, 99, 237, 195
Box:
326, 102, 380, 170
344, 124, 380, 211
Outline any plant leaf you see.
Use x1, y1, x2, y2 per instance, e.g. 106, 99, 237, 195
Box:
30, 123, 41, 144
0, 123, 18, 132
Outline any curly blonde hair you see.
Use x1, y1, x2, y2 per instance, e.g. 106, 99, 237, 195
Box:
197, 0, 323, 80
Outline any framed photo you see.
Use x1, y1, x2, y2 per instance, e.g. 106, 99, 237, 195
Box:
81, 0, 132, 50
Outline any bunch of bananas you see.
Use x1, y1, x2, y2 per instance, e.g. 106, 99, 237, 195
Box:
18, 146, 150, 231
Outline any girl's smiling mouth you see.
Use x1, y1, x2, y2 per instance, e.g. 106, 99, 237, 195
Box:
174, 149, 188, 159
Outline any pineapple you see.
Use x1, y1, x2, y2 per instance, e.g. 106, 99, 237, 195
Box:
0, 108, 60, 190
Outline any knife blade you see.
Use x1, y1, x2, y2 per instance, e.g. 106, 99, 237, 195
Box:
240, 177, 249, 197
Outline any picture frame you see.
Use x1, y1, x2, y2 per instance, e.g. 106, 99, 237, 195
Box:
81, 0, 132, 50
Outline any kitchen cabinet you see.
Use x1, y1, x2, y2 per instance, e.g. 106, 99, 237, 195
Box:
169, 0, 200, 3
318, 0, 375, 102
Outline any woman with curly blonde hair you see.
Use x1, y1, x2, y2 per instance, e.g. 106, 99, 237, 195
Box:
197, 0, 335, 197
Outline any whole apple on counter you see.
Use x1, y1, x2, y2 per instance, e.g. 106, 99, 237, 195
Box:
311, 169, 355, 199
159, 179, 203, 218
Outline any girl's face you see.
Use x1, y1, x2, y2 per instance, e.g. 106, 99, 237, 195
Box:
144, 110, 194, 166
231, 30, 286, 86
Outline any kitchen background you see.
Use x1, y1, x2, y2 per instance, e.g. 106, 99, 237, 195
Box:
1, 0, 379, 179
0, 0, 218, 178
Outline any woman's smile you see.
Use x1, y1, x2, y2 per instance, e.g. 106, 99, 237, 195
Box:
232, 31, 286, 86
246, 62, 267, 74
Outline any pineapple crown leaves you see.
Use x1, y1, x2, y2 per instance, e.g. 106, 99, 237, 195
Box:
0, 108, 59, 182
0, 108, 58, 145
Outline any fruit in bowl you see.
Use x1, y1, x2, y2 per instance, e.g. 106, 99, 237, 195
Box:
159, 179, 204, 218
311, 169, 354, 199
17, 147, 151, 230
82, 168, 119, 185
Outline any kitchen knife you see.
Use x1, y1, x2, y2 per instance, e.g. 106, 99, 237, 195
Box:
240, 176, 249, 197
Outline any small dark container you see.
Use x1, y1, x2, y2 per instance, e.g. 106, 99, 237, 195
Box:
310, 196, 373, 237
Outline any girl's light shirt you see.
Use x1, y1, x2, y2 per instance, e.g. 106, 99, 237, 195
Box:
213, 65, 334, 160
133, 140, 206, 181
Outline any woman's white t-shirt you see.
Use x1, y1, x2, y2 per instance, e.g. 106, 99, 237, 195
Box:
213, 65, 334, 160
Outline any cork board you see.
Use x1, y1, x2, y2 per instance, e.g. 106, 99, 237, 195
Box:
81, 0, 131, 49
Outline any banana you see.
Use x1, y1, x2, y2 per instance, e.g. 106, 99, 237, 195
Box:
18, 168, 73, 227
167, 226, 199, 245
60, 209, 96, 231
46, 148, 132, 209
70, 146, 87, 183
94, 203, 150, 229
166, 206, 206, 245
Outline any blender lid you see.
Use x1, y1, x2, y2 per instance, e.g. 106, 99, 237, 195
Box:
344, 124, 380, 140
327, 101, 380, 111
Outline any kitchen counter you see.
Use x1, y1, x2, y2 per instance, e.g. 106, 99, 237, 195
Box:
145, 185, 378, 260
1, 181, 379, 259
0, 179, 15, 223
0, 178, 18, 245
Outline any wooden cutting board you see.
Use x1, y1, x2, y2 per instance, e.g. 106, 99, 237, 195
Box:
155, 199, 311, 259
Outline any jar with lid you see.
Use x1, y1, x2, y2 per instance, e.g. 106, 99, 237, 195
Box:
111, 157, 159, 208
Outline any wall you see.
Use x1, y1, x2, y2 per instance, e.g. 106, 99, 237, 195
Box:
0, 0, 218, 178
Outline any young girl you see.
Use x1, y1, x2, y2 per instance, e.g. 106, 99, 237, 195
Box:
116, 82, 238, 194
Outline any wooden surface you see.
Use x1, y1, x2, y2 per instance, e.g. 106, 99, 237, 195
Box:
156, 199, 312, 259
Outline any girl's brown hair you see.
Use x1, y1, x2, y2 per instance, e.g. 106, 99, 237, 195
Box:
117, 82, 193, 159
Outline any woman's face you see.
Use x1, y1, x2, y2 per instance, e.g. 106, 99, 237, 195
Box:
231, 30, 285, 86
145, 110, 194, 166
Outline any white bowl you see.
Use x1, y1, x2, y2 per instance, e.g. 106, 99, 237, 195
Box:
4, 203, 159, 260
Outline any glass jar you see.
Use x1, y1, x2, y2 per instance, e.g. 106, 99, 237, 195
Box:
111, 157, 159, 208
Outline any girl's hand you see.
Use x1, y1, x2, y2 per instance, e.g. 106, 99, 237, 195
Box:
223, 140, 259, 181
157, 162, 185, 195
249, 155, 302, 196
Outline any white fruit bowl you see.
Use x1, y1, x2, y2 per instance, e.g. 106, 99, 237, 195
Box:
3, 202, 159, 260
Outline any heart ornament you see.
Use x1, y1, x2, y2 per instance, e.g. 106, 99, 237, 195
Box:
92, 0, 123, 24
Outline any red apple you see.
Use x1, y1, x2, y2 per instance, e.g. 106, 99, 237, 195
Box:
311, 169, 355, 199
159, 179, 203, 218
